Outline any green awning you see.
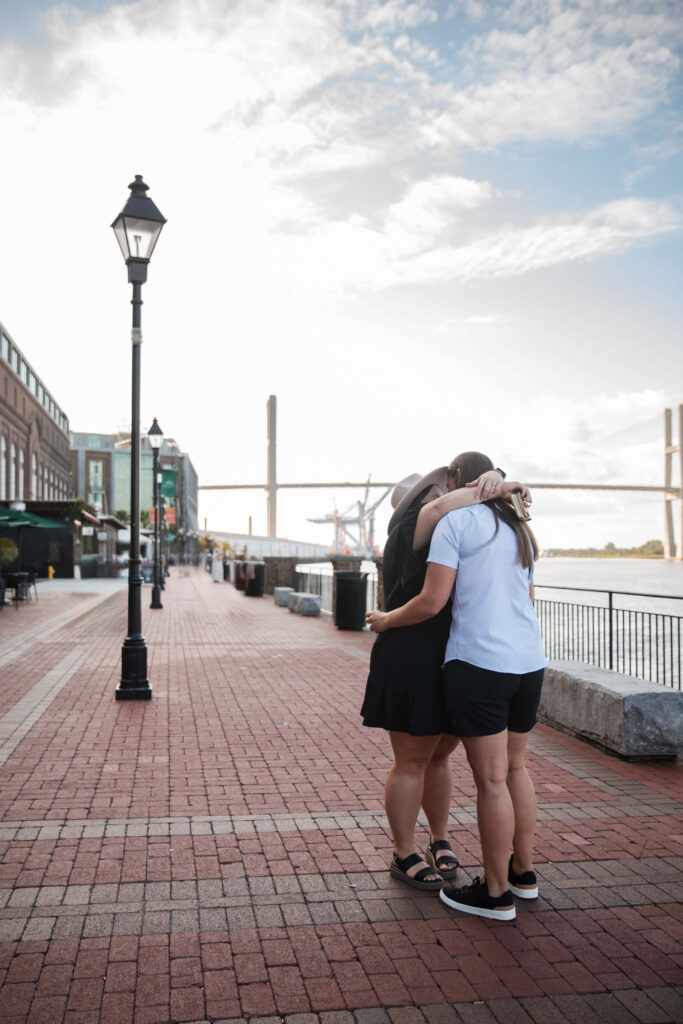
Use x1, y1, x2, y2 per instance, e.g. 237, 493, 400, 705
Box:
0, 507, 64, 529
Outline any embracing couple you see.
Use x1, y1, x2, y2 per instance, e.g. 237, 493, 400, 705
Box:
362, 451, 546, 923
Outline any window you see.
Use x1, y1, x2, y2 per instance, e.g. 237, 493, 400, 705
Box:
37, 383, 43, 403
0, 436, 5, 499
1, 335, 8, 361
29, 372, 36, 395
10, 347, 18, 373
88, 458, 104, 510
10, 443, 16, 500
87, 435, 102, 448
20, 360, 28, 385
31, 453, 37, 500
19, 449, 25, 499
42, 465, 47, 499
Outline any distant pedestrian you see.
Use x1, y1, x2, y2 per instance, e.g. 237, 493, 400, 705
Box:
367, 451, 543, 920
211, 549, 223, 583
361, 463, 528, 891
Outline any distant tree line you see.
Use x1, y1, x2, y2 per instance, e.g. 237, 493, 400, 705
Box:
544, 539, 664, 558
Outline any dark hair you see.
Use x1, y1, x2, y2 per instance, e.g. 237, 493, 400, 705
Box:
447, 451, 538, 570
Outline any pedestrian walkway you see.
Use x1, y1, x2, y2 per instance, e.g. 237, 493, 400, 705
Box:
0, 568, 681, 1023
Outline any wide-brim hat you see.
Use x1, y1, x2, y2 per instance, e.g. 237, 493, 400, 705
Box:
388, 466, 449, 534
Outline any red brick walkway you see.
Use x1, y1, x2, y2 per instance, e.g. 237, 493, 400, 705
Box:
0, 569, 681, 1023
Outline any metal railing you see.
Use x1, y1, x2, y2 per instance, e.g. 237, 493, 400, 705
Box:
294, 565, 378, 618
534, 586, 682, 690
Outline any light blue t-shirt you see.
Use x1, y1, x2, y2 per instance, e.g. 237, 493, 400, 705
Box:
427, 505, 547, 674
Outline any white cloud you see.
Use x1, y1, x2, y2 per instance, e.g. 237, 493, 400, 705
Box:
276, 195, 679, 292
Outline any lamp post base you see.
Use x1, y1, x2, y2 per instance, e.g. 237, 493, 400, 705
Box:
115, 683, 153, 700
150, 585, 163, 609
118, 638, 152, 699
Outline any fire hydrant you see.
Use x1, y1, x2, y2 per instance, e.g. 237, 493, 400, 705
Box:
47, 565, 56, 579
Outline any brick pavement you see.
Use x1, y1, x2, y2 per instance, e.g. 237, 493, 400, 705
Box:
0, 569, 681, 1023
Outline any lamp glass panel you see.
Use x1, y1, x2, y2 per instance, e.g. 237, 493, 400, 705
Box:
123, 216, 163, 260
148, 432, 163, 449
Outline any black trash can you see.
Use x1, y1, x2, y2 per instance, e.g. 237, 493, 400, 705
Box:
334, 572, 367, 630
234, 562, 246, 591
244, 561, 266, 597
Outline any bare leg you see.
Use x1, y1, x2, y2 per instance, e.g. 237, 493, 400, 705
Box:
421, 734, 459, 843
506, 730, 536, 874
386, 732, 442, 880
461, 731, 512, 897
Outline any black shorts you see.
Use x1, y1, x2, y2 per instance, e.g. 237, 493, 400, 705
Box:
443, 659, 545, 737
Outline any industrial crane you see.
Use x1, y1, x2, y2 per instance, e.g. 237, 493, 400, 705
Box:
308, 478, 393, 556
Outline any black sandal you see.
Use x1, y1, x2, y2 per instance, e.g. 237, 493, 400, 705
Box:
425, 840, 459, 879
389, 852, 444, 891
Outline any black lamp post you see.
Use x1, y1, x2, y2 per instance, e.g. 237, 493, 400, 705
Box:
148, 418, 164, 610
112, 175, 166, 700
160, 496, 167, 589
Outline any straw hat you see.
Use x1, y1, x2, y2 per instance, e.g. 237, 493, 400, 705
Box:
388, 466, 449, 534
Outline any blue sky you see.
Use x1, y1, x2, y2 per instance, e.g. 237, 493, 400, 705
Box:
0, 0, 681, 548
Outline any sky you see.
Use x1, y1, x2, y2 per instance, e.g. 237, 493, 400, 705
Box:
0, 0, 681, 551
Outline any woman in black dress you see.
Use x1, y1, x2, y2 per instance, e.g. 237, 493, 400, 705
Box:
362, 465, 528, 889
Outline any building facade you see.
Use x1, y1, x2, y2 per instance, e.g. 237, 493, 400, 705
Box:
0, 321, 71, 503
70, 431, 199, 537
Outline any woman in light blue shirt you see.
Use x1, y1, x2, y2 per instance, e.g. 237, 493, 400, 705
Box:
367, 451, 546, 922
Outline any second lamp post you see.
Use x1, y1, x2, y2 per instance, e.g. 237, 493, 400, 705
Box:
148, 418, 164, 609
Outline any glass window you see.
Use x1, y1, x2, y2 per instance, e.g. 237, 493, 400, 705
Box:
88, 458, 104, 509
10, 443, 16, 500
114, 450, 131, 511
1, 436, 6, 499
19, 449, 25, 499
1, 335, 8, 361
10, 347, 18, 373
37, 383, 44, 403
20, 360, 28, 384
31, 453, 37, 500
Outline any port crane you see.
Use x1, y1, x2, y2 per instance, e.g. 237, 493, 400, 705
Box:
308, 479, 393, 556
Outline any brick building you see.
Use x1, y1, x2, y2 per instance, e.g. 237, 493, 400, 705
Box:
0, 321, 71, 502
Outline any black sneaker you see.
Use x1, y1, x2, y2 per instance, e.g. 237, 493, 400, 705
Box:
439, 876, 516, 921
508, 855, 538, 899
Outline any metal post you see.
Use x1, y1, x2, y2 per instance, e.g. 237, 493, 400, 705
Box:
608, 590, 613, 671
678, 405, 683, 562
664, 407, 675, 559
160, 497, 166, 589
117, 282, 151, 698
150, 445, 162, 609
267, 394, 277, 538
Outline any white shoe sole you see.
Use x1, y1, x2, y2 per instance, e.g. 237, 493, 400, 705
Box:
509, 883, 538, 899
439, 888, 516, 920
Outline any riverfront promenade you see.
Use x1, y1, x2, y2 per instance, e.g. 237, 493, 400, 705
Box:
0, 570, 682, 1024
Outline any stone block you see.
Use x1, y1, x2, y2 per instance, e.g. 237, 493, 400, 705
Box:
287, 592, 322, 616
539, 660, 683, 759
275, 587, 295, 606
296, 593, 322, 616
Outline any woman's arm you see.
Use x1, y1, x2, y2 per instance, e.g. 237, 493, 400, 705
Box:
366, 562, 456, 632
413, 473, 531, 551
412, 469, 503, 551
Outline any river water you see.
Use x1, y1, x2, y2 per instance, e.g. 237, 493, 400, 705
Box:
533, 557, 683, 615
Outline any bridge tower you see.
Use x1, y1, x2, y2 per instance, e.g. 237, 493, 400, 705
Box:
663, 404, 683, 561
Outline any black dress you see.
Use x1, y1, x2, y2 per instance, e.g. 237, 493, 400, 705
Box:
361, 505, 451, 735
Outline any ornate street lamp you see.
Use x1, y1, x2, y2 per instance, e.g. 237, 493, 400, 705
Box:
148, 418, 164, 610
112, 175, 166, 700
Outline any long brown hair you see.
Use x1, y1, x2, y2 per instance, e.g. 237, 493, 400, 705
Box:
447, 451, 538, 570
